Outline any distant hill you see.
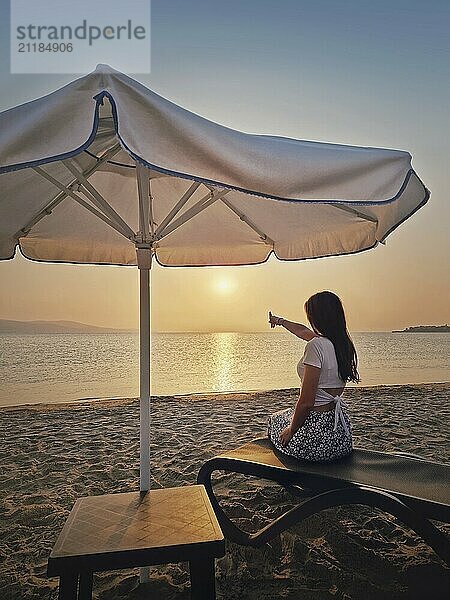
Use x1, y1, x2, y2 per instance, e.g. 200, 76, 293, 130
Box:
392, 324, 450, 333
0, 319, 137, 334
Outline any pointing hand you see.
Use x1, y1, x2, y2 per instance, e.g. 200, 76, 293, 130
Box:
269, 311, 281, 328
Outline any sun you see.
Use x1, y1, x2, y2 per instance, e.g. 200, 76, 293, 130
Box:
215, 279, 235, 294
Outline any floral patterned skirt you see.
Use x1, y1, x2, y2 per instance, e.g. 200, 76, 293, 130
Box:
267, 406, 353, 462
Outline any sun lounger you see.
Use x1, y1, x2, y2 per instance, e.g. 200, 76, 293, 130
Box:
197, 437, 450, 565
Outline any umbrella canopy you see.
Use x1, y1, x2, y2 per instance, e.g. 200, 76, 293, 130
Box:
0, 64, 429, 490
0, 64, 429, 266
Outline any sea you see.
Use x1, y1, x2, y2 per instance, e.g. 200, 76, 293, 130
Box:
0, 331, 448, 407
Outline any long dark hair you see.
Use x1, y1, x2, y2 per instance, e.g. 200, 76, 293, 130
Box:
304, 291, 360, 383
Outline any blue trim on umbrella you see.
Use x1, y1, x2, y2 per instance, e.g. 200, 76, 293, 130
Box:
380, 187, 430, 243
0, 90, 429, 208
0, 95, 104, 176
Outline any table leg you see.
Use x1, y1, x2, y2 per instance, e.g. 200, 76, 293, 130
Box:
189, 557, 216, 600
58, 572, 79, 600
78, 571, 93, 600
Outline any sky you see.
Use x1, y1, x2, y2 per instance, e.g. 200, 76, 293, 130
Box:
0, 0, 449, 332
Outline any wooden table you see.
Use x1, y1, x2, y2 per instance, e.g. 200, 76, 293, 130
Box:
47, 485, 225, 599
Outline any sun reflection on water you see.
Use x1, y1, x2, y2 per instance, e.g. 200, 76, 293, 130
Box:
212, 332, 239, 392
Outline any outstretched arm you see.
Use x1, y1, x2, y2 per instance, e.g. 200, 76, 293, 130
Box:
268, 311, 316, 341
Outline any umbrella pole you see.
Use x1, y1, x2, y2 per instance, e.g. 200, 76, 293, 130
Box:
138, 249, 152, 585
136, 163, 153, 585
136, 165, 153, 494
139, 263, 151, 492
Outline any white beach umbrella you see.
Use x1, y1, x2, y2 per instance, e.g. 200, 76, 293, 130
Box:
0, 64, 429, 492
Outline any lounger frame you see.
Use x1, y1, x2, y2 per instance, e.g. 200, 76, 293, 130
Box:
197, 438, 450, 566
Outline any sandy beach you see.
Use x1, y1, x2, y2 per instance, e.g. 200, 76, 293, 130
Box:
0, 383, 449, 599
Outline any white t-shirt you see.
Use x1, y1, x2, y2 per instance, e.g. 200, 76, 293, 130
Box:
297, 336, 345, 403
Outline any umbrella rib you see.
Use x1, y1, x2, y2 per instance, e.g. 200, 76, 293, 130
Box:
32, 166, 132, 239
154, 181, 201, 237
74, 187, 134, 237
149, 179, 155, 236
157, 188, 231, 239
15, 145, 122, 238
74, 182, 136, 238
330, 203, 378, 224
216, 195, 275, 246
63, 159, 135, 239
